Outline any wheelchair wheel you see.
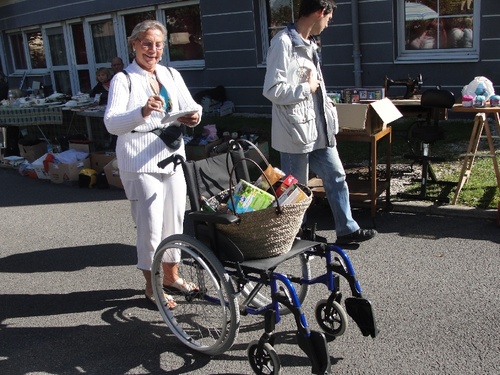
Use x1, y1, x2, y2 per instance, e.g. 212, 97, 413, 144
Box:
315, 299, 348, 338
239, 253, 310, 315
152, 234, 240, 356
247, 340, 281, 375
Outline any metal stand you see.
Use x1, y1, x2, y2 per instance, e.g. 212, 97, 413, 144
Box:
452, 111, 500, 204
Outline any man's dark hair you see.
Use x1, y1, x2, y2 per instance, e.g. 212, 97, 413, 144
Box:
299, 0, 337, 18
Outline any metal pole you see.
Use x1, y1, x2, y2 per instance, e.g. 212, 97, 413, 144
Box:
351, 0, 362, 87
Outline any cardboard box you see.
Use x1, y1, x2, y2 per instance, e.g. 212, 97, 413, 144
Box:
185, 139, 223, 161
218, 101, 235, 116
337, 98, 402, 134
49, 158, 90, 184
227, 179, 275, 213
90, 151, 116, 173
32, 162, 50, 179
30, 153, 51, 179
18, 140, 48, 163
47, 142, 91, 183
103, 158, 123, 189
68, 140, 94, 154
343, 88, 385, 104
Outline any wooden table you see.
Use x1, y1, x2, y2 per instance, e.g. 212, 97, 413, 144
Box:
309, 126, 392, 218
451, 104, 500, 204
391, 98, 449, 120
390, 98, 422, 116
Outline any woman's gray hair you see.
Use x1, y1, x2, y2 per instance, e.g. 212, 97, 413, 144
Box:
127, 20, 167, 47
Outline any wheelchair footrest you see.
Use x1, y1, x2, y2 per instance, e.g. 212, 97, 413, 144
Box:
345, 297, 379, 338
297, 330, 331, 375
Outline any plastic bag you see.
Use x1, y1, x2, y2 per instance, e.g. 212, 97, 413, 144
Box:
462, 76, 495, 99
198, 124, 219, 145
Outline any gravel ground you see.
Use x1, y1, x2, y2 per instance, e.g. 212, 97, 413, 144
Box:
344, 162, 423, 199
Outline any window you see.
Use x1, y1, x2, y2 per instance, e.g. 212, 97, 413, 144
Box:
27, 30, 47, 69
3, 3, 204, 96
398, 0, 478, 62
46, 26, 71, 95
8, 29, 47, 71
72, 24, 88, 65
257, 0, 300, 63
162, 2, 204, 64
70, 18, 118, 94
90, 20, 117, 64
10, 33, 28, 70
47, 28, 67, 66
123, 11, 157, 63
266, 0, 300, 38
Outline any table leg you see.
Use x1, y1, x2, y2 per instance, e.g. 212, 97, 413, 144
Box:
483, 113, 500, 192
452, 113, 486, 204
385, 128, 392, 209
370, 135, 377, 217
84, 116, 93, 140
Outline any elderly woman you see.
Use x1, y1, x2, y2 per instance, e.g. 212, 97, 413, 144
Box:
104, 20, 202, 309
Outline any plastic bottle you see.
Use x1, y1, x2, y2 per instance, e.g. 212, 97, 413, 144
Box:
51, 138, 61, 153
7, 90, 14, 105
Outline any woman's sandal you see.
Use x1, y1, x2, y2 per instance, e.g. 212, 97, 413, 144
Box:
145, 292, 177, 310
163, 278, 199, 294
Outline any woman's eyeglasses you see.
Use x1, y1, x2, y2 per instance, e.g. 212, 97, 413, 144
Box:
139, 40, 165, 50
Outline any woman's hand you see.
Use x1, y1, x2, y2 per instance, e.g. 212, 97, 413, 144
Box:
178, 112, 200, 127
141, 95, 165, 117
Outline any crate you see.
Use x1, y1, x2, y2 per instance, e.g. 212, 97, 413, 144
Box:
337, 98, 402, 135
103, 158, 123, 189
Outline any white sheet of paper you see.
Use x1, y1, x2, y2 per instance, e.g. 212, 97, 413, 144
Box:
161, 109, 198, 124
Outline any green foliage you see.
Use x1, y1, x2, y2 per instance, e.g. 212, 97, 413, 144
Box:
389, 118, 499, 209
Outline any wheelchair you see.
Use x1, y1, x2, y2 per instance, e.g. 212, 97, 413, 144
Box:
151, 141, 378, 374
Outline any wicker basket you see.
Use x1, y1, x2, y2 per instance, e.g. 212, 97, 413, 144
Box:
215, 185, 312, 259
211, 139, 312, 260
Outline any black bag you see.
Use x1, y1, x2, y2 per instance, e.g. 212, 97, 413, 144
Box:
132, 126, 183, 150
151, 126, 183, 150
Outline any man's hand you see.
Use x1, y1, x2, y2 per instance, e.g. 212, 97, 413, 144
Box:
308, 70, 321, 93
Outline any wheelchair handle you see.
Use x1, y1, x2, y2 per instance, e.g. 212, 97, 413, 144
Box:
229, 138, 270, 167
